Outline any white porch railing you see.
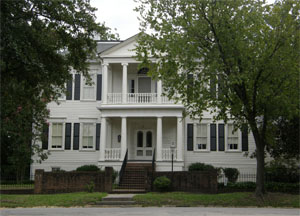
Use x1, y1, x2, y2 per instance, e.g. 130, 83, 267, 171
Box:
162, 148, 177, 161
105, 148, 121, 160
127, 93, 157, 103
106, 93, 177, 104
107, 93, 122, 104
161, 95, 175, 104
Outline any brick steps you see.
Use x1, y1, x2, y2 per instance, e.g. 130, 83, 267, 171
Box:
115, 162, 152, 190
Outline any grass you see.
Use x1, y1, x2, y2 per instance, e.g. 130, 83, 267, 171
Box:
133, 192, 300, 208
0, 192, 106, 208
0, 184, 34, 190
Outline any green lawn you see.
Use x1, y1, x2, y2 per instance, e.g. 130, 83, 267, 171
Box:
0, 192, 106, 208
133, 192, 300, 208
0, 184, 34, 190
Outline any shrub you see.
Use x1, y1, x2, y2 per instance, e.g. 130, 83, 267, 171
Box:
265, 160, 299, 183
188, 163, 216, 172
219, 181, 299, 193
223, 168, 239, 183
76, 165, 100, 172
85, 181, 95, 193
265, 182, 300, 193
153, 176, 171, 192
112, 169, 118, 183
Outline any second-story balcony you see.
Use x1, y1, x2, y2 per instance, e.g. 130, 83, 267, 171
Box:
107, 93, 175, 104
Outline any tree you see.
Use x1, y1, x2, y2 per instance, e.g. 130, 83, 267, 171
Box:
134, 0, 300, 197
1, 0, 118, 182
267, 116, 299, 160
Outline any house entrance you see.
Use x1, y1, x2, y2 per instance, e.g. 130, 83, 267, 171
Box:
135, 130, 154, 160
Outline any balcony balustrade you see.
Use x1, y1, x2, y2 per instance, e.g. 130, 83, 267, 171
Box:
106, 93, 175, 104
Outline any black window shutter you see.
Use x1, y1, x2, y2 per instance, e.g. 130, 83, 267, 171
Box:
66, 79, 73, 100
242, 125, 249, 151
210, 124, 216, 151
187, 124, 194, 151
42, 124, 49, 150
74, 74, 81, 100
96, 74, 102, 101
96, 123, 101, 150
73, 123, 80, 150
218, 124, 225, 151
65, 123, 72, 150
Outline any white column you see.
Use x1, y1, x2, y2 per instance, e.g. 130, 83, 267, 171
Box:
122, 63, 128, 103
102, 63, 108, 104
177, 117, 183, 161
156, 117, 162, 161
120, 117, 127, 160
99, 117, 107, 161
157, 80, 162, 103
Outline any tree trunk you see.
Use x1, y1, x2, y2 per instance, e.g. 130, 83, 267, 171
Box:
255, 143, 265, 197
250, 124, 266, 197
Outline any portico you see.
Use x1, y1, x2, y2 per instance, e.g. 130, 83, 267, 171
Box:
97, 107, 184, 170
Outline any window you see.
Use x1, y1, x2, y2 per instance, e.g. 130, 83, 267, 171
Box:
82, 123, 94, 149
130, 80, 135, 93
51, 123, 63, 149
227, 124, 238, 150
82, 75, 95, 100
146, 131, 152, 147
196, 124, 207, 150
137, 131, 143, 147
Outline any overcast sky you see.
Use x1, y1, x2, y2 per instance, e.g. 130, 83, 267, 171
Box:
90, 0, 140, 40
90, 0, 275, 41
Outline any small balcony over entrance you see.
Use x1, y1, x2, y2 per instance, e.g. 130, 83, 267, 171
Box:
107, 93, 175, 104
101, 62, 178, 105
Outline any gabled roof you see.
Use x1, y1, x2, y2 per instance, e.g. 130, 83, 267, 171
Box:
96, 41, 121, 53
99, 33, 141, 57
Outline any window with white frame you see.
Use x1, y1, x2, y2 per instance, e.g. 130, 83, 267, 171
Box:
82, 74, 95, 100
51, 123, 63, 149
196, 124, 207, 150
82, 123, 94, 149
227, 124, 238, 150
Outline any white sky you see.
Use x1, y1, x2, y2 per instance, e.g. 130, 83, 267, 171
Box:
90, 0, 140, 40
90, 0, 276, 41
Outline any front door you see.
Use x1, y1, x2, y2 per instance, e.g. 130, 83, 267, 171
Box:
135, 130, 154, 160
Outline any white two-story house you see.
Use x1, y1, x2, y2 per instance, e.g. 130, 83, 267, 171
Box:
31, 34, 257, 176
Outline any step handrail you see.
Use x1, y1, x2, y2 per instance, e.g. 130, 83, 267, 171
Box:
119, 149, 128, 186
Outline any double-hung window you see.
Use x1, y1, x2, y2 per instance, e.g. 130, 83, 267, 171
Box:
227, 124, 239, 150
82, 74, 96, 100
82, 123, 94, 149
196, 124, 208, 150
51, 123, 63, 149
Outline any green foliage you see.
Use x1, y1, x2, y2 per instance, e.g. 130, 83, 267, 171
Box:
112, 169, 119, 184
188, 163, 216, 172
219, 181, 299, 194
76, 165, 100, 172
85, 181, 95, 193
265, 182, 300, 193
1, 0, 118, 182
153, 176, 171, 192
223, 168, 240, 183
265, 160, 299, 183
135, 0, 300, 195
267, 116, 300, 160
